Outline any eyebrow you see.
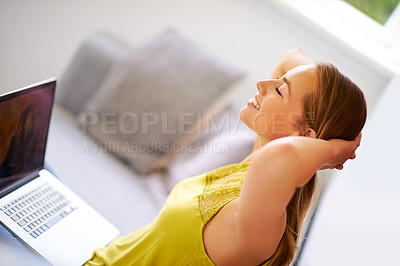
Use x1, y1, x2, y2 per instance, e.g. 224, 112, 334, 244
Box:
283, 77, 291, 96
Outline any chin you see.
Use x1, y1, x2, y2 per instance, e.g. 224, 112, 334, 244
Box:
239, 106, 247, 123
239, 106, 254, 132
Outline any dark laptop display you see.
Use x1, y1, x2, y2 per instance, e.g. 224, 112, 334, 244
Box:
0, 81, 55, 192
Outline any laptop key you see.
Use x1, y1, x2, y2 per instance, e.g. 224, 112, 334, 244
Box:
44, 206, 75, 228
17, 219, 27, 227
11, 214, 20, 221
45, 213, 64, 228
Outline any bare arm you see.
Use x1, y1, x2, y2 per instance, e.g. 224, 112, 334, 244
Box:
237, 135, 361, 253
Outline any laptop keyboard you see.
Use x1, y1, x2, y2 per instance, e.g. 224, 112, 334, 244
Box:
0, 184, 77, 238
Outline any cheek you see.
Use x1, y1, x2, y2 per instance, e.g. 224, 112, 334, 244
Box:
271, 110, 304, 136
253, 113, 270, 135
257, 107, 303, 137
239, 105, 269, 134
240, 100, 304, 138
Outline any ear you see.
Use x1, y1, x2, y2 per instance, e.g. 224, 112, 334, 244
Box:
304, 127, 317, 138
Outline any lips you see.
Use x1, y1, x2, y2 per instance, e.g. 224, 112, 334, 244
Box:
248, 97, 261, 110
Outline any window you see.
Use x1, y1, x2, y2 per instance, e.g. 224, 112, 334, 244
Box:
269, 0, 400, 74
328, 0, 400, 66
344, 0, 400, 25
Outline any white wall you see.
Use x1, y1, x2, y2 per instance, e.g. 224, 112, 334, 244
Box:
0, 0, 393, 113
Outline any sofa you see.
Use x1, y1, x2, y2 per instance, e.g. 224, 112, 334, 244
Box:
0, 30, 256, 265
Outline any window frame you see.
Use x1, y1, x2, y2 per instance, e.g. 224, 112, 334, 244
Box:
268, 0, 400, 75
385, 4, 400, 64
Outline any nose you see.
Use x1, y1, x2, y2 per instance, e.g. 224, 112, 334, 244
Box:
257, 79, 282, 95
256, 80, 267, 95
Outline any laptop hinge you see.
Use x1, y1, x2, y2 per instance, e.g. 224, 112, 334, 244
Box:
0, 170, 40, 198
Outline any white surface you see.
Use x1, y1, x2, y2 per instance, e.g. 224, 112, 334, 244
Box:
0, 0, 392, 113
299, 75, 400, 265
0, 235, 50, 266
46, 105, 160, 235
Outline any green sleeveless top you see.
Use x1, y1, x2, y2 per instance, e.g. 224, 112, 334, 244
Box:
85, 162, 250, 266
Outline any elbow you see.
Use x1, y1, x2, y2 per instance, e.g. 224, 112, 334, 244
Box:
256, 138, 306, 186
260, 138, 300, 163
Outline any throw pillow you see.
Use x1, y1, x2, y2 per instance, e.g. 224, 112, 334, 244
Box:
79, 30, 245, 174
56, 32, 130, 115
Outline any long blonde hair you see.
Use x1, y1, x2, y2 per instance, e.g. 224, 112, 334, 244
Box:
265, 63, 367, 265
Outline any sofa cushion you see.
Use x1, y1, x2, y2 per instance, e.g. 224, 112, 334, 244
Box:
79, 30, 245, 174
56, 32, 130, 115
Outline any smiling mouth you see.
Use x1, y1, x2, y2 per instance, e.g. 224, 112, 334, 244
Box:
249, 97, 261, 110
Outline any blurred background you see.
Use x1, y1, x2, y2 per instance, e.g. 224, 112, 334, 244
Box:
0, 0, 398, 111
0, 0, 399, 265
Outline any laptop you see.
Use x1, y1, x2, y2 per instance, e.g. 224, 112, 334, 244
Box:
0, 78, 119, 265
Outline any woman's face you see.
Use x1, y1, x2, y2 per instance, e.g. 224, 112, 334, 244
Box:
240, 65, 318, 141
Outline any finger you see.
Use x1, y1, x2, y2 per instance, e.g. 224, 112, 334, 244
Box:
335, 164, 344, 170
356, 133, 362, 147
350, 152, 356, 160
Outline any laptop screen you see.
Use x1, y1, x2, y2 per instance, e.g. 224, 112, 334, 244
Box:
0, 79, 55, 192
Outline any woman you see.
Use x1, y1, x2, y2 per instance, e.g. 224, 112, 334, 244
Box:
86, 49, 367, 266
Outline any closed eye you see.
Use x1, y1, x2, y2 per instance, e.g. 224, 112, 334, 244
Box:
275, 87, 282, 97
